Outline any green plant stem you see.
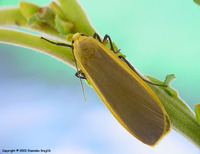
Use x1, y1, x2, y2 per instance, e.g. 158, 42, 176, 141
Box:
0, 28, 74, 67
195, 104, 200, 125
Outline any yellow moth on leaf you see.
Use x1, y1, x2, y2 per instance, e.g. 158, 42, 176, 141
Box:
41, 33, 171, 146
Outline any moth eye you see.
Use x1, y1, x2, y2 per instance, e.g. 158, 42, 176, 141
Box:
80, 33, 88, 37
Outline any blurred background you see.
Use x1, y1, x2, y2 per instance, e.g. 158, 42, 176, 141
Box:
0, 0, 200, 153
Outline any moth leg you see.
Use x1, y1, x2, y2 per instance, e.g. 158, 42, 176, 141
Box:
93, 33, 102, 43
118, 55, 167, 87
93, 33, 118, 53
75, 70, 87, 79
102, 34, 116, 53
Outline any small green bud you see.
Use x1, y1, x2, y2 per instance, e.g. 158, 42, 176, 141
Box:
55, 16, 73, 36
20, 1, 40, 19
50, 1, 67, 21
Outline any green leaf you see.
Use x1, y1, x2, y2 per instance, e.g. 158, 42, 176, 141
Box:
28, 14, 40, 26
50, 1, 67, 20
58, 0, 95, 36
20, 1, 40, 19
37, 7, 56, 28
163, 74, 176, 86
55, 16, 73, 36
27, 7, 55, 28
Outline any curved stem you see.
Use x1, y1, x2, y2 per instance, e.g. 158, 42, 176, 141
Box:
0, 28, 75, 67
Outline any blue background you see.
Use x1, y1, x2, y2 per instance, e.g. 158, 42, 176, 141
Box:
0, 0, 200, 153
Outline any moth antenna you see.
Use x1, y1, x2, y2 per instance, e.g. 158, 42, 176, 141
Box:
80, 79, 87, 103
72, 46, 87, 103
41, 36, 86, 102
41, 37, 72, 48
